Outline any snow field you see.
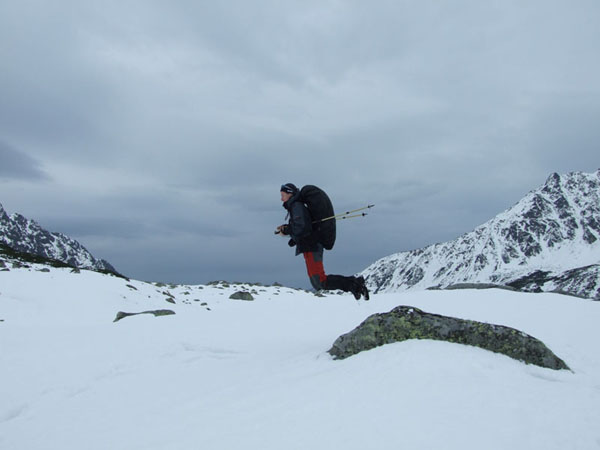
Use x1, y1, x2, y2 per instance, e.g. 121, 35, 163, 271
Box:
1, 267, 600, 449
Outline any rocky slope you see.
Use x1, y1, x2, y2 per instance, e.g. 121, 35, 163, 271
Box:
362, 170, 600, 300
0, 202, 118, 274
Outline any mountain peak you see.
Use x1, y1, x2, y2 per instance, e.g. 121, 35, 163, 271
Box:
544, 172, 562, 189
362, 170, 600, 299
0, 202, 8, 222
0, 203, 119, 274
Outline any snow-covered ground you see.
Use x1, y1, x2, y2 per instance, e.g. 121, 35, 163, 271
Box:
1, 265, 599, 450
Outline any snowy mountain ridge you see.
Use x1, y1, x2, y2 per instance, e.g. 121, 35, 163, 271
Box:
362, 170, 600, 299
0, 202, 117, 274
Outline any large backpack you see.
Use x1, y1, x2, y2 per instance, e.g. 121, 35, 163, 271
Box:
299, 185, 336, 250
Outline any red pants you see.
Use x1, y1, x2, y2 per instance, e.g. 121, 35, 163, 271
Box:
303, 250, 327, 290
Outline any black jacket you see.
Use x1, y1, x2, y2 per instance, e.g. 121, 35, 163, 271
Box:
283, 192, 320, 255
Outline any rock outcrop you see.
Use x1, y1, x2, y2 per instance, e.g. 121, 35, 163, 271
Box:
328, 306, 570, 370
113, 310, 176, 322
229, 291, 254, 301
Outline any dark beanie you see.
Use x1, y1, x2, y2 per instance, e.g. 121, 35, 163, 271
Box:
280, 183, 298, 194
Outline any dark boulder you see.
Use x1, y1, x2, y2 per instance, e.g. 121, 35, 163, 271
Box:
113, 309, 175, 322
328, 306, 569, 370
229, 291, 254, 301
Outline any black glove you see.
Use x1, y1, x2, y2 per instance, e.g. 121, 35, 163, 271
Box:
275, 224, 290, 236
288, 239, 296, 247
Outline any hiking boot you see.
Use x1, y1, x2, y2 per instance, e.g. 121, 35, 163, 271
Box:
350, 280, 362, 300
355, 276, 370, 301
326, 275, 364, 300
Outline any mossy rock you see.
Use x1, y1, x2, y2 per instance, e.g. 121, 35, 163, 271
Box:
229, 291, 254, 301
328, 305, 569, 371
113, 309, 176, 322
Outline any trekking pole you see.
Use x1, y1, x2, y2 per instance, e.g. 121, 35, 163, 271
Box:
274, 204, 374, 234
336, 212, 370, 220
314, 204, 375, 224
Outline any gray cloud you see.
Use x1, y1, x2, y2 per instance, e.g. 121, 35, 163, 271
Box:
526, 93, 600, 173
0, 141, 49, 181
1, 1, 599, 287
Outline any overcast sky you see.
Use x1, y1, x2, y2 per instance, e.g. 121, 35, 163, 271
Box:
1, 1, 599, 288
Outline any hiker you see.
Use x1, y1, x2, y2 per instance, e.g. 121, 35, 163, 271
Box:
276, 183, 369, 300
